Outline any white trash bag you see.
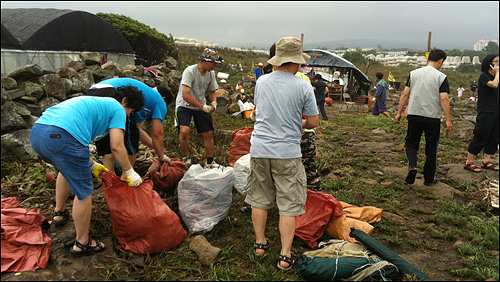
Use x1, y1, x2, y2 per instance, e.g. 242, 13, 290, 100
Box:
178, 164, 234, 233
233, 154, 251, 195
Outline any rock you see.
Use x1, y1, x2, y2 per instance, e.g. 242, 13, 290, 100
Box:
188, 235, 222, 266
215, 89, 229, 100
164, 57, 178, 69
1, 88, 10, 105
20, 81, 44, 100
381, 180, 394, 186
56, 67, 78, 79
102, 61, 124, 77
6, 89, 26, 101
39, 73, 67, 101
7, 64, 44, 80
67, 61, 86, 72
71, 69, 94, 93
364, 179, 378, 185
80, 52, 102, 66
37, 96, 61, 112
1, 77, 18, 90
60, 78, 73, 95
391, 144, 405, 152
1, 129, 37, 161
371, 128, 387, 134
1, 101, 29, 133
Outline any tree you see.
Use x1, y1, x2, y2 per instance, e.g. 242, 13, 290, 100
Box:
484, 41, 500, 54
342, 50, 366, 65
97, 13, 178, 66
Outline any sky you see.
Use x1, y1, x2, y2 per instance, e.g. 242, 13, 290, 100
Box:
1, 1, 499, 51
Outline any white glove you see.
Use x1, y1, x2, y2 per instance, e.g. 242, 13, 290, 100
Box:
124, 168, 143, 187
202, 104, 215, 114
210, 101, 217, 110
159, 154, 171, 164
91, 160, 109, 178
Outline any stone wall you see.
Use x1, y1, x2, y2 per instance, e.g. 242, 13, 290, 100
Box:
1, 52, 181, 161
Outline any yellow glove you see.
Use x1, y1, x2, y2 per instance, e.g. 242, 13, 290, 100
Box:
159, 154, 172, 164
91, 161, 109, 178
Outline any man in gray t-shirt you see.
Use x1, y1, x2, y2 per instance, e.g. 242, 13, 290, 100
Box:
244, 37, 319, 271
175, 48, 223, 168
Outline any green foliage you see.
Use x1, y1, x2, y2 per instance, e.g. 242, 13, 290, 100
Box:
456, 63, 481, 73
483, 41, 500, 54
342, 50, 366, 64
97, 13, 178, 66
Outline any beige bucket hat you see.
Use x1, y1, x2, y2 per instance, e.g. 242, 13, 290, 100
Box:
267, 37, 311, 66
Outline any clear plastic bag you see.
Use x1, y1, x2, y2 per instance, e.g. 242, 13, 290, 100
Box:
233, 153, 251, 194
177, 164, 234, 233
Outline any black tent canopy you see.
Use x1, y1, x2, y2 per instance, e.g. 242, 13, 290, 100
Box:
304, 49, 371, 95
1, 23, 22, 49
1, 8, 134, 54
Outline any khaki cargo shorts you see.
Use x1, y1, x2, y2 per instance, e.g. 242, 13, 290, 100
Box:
244, 157, 307, 217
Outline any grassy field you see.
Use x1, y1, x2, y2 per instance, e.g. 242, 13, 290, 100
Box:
1, 53, 497, 281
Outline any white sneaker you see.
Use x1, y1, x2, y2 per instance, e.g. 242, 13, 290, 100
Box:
204, 161, 221, 169
182, 157, 192, 166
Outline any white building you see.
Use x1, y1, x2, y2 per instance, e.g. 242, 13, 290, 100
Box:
474, 38, 499, 51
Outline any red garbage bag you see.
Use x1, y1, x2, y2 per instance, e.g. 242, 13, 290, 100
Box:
295, 190, 343, 248
229, 127, 254, 167
101, 171, 187, 255
1, 197, 52, 273
325, 97, 333, 106
146, 157, 187, 192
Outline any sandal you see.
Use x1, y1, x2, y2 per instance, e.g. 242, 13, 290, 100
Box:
240, 204, 252, 215
53, 210, 70, 226
70, 236, 105, 257
277, 251, 297, 270
254, 238, 270, 256
482, 161, 499, 171
464, 162, 482, 173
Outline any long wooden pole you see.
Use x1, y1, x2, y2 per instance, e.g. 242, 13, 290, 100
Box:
427, 31, 432, 52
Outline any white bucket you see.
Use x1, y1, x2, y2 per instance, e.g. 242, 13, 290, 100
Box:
217, 72, 229, 79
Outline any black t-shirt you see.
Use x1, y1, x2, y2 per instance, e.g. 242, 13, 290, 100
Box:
314, 79, 328, 102
477, 72, 499, 113
471, 83, 478, 92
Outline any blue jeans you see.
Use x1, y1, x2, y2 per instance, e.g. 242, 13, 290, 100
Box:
30, 123, 93, 200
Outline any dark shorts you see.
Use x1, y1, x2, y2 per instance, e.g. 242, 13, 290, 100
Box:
30, 123, 93, 201
175, 106, 214, 133
86, 87, 139, 156
95, 114, 139, 156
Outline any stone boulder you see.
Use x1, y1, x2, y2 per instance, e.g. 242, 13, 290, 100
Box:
20, 81, 44, 100
1, 77, 18, 90
1, 88, 11, 105
56, 67, 78, 79
67, 61, 86, 72
164, 57, 178, 69
39, 73, 66, 101
79, 52, 102, 66
1, 102, 28, 133
1, 129, 37, 161
37, 96, 61, 113
71, 69, 94, 93
7, 64, 44, 80
101, 61, 124, 77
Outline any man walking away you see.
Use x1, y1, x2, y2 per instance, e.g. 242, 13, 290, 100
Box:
395, 48, 452, 186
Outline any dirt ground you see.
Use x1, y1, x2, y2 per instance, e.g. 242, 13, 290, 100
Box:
1, 101, 499, 281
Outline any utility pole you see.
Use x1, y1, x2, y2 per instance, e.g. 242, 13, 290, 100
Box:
408, 31, 448, 56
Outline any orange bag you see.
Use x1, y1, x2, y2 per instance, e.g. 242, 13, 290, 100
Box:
229, 127, 254, 167
101, 172, 186, 255
295, 190, 344, 248
146, 157, 187, 192
1, 197, 52, 273
325, 201, 383, 243
325, 97, 333, 106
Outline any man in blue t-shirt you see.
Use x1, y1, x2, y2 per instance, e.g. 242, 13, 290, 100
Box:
87, 78, 173, 177
254, 62, 264, 81
30, 89, 145, 256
